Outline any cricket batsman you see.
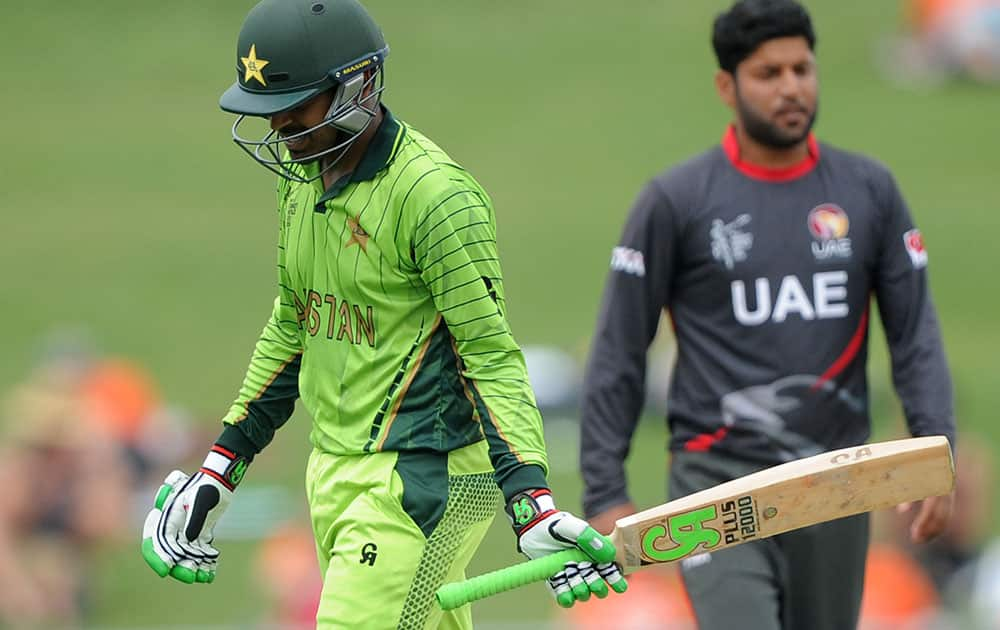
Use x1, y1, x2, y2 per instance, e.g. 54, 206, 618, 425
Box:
139, 1, 625, 627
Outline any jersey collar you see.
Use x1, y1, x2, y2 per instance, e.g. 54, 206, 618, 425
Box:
317, 106, 405, 205
721, 124, 820, 182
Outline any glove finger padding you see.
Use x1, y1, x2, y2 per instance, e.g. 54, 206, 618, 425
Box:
576, 562, 608, 598
545, 569, 574, 608
546, 562, 616, 608
141, 471, 190, 577
563, 562, 591, 602
141, 446, 245, 584
507, 489, 628, 607
160, 473, 224, 583
187, 538, 221, 583
595, 561, 627, 594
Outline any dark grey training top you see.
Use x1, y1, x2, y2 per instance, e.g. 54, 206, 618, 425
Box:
581, 128, 955, 517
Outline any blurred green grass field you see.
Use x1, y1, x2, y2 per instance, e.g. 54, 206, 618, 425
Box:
2, 0, 998, 626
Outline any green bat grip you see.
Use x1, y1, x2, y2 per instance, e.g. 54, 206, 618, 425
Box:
436, 548, 588, 610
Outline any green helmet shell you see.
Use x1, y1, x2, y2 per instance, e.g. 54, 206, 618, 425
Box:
220, 0, 389, 116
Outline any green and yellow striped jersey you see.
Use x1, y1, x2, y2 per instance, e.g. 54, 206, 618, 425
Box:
219, 109, 548, 497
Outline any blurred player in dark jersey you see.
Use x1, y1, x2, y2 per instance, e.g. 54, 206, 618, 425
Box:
580, 1, 956, 628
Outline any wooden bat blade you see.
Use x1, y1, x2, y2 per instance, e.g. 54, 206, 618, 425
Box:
615, 436, 954, 573
435, 436, 954, 610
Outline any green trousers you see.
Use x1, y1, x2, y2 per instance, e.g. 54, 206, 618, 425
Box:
306, 440, 501, 629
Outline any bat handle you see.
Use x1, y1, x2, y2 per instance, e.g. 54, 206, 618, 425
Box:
436, 548, 589, 610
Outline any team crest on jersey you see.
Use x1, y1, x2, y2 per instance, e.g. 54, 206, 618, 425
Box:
807, 204, 852, 261
710, 214, 753, 270
345, 216, 369, 252
903, 229, 928, 268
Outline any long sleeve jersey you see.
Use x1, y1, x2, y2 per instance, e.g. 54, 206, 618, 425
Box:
218, 109, 548, 499
581, 127, 955, 516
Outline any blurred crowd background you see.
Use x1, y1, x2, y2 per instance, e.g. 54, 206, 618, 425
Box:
1, 0, 998, 628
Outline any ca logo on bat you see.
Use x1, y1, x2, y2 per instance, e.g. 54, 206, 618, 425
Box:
831, 446, 872, 465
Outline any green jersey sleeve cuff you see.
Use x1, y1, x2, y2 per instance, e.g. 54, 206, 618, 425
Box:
496, 464, 549, 502
216, 423, 261, 462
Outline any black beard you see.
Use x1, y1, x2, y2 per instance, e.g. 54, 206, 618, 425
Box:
736, 93, 818, 150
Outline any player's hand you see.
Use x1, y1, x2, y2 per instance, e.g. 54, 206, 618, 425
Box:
506, 489, 627, 608
141, 446, 248, 584
897, 491, 954, 544
588, 501, 637, 535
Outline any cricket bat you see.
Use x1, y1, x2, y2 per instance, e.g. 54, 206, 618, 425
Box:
436, 436, 954, 610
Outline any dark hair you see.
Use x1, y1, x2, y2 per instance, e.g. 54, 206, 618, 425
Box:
712, 0, 816, 73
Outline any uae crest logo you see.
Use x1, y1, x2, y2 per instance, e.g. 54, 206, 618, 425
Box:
808, 204, 852, 260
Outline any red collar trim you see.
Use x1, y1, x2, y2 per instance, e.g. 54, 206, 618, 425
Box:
722, 125, 820, 182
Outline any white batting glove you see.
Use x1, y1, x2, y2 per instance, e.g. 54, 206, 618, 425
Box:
506, 489, 627, 608
141, 446, 247, 584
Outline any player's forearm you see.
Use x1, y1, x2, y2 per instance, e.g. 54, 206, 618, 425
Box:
581, 453, 632, 520
581, 472, 632, 520
873, 176, 956, 447
219, 307, 304, 458
579, 336, 649, 518
578, 195, 669, 518
494, 464, 549, 502
444, 308, 552, 496
894, 356, 956, 449
879, 294, 956, 447
467, 375, 550, 500
219, 351, 301, 458
579, 396, 646, 516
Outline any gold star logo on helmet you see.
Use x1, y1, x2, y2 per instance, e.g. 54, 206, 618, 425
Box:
240, 44, 270, 86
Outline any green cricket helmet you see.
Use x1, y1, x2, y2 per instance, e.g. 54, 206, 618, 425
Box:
219, 0, 389, 182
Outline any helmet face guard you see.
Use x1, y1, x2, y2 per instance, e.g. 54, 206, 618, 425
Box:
231, 63, 385, 183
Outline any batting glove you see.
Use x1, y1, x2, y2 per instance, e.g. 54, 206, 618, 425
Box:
507, 489, 627, 608
141, 446, 247, 584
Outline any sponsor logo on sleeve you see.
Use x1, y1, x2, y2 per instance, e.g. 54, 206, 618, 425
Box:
903, 229, 928, 268
610, 246, 646, 277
